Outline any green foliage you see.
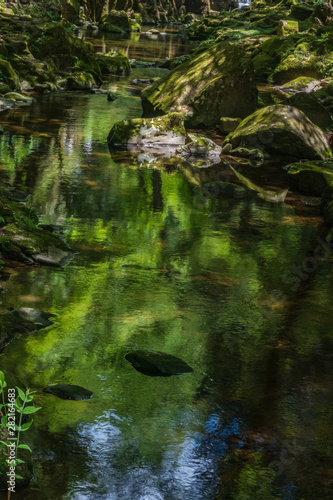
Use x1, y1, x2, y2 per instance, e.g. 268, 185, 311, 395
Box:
0, 371, 40, 482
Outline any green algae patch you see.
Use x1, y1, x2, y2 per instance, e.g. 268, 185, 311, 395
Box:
230, 105, 332, 160
142, 41, 257, 128
287, 161, 333, 196
108, 113, 186, 149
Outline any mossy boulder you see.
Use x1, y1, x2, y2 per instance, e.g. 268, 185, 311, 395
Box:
96, 52, 130, 75
287, 161, 333, 196
142, 41, 258, 128
66, 72, 95, 90
99, 10, 140, 33
30, 22, 100, 77
230, 105, 332, 160
0, 59, 21, 91
277, 20, 299, 36
290, 3, 314, 20
108, 113, 186, 150
286, 92, 332, 130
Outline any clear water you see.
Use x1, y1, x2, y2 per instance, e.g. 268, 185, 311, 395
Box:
0, 30, 333, 500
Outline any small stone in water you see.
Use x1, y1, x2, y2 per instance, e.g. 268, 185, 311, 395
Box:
43, 384, 93, 400
125, 350, 193, 377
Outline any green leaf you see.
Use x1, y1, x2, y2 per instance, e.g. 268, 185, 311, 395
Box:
16, 386, 26, 402
15, 458, 24, 465
15, 474, 24, 480
0, 260, 4, 265
20, 420, 33, 431
1, 415, 7, 426
18, 444, 32, 452
22, 406, 41, 415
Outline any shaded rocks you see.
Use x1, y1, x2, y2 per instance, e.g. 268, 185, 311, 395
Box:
220, 117, 241, 134
141, 41, 258, 127
125, 350, 193, 377
108, 113, 186, 150
99, 10, 140, 33
230, 105, 332, 160
287, 161, 333, 196
286, 92, 332, 130
0, 59, 21, 91
43, 384, 93, 400
4, 92, 34, 104
321, 182, 333, 224
33, 246, 74, 267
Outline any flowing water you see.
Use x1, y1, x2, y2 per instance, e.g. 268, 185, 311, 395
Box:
0, 28, 333, 500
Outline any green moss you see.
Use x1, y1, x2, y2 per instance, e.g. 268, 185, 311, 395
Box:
0, 59, 20, 91
287, 161, 333, 195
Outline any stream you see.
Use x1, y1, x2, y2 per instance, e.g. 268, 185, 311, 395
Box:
1, 27, 333, 500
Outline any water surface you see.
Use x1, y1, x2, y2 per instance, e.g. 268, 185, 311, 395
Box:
0, 30, 333, 500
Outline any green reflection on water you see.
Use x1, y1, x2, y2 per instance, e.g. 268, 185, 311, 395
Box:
0, 59, 333, 500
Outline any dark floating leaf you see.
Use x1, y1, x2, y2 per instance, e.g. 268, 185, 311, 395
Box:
43, 384, 93, 401
125, 350, 193, 377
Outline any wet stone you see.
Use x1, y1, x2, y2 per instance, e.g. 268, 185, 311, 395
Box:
125, 350, 193, 377
43, 384, 93, 400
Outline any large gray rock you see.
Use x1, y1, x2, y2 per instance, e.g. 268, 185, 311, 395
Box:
230, 105, 332, 160
141, 41, 258, 127
108, 113, 186, 150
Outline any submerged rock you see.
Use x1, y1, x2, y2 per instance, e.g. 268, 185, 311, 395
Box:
43, 384, 93, 400
230, 105, 332, 160
33, 246, 74, 267
108, 113, 186, 150
142, 41, 257, 127
125, 350, 193, 377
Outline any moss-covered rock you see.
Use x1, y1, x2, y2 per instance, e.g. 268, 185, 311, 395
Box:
286, 92, 332, 130
142, 41, 257, 128
96, 51, 130, 75
287, 161, 333, 195
290, 3, 314, 21
220, 117, 241, 133
108, 113, 186, 150
30, 22, 101, 79
277, 19, 299, 36
230, 105, 332, 160
99, 10, 140, 33
4, 91, 34, 103
0, 59, 20, 91
66, 71, 95, 90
